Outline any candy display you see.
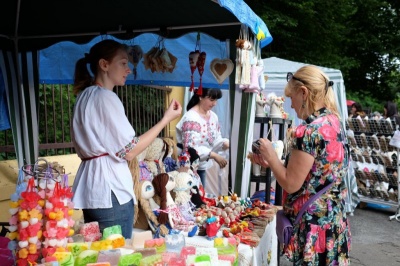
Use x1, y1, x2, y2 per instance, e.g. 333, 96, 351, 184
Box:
6, 158, 278, 265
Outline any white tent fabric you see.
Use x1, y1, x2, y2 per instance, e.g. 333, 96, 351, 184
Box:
262, 57, 348, 126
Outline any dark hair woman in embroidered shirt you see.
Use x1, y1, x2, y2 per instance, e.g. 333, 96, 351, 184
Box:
251, 65, 351, 265
71, 39, 182, 239
176, 88, 229, 191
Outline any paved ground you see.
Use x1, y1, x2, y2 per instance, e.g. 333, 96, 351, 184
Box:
279, 204, 400, 266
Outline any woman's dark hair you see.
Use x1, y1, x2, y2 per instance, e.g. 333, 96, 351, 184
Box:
384, 101, 398, 117
384, 101, 400, 126
351, 102, 363, 113
73, 39, 128, 95
186, 88, 223, 111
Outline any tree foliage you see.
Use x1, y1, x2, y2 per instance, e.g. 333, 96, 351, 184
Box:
246, 0, 400, 110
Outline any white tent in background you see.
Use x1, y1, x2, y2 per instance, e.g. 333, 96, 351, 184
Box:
262, 57, 348, 125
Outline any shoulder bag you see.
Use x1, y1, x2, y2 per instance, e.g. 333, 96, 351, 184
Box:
276, 181, 335, 247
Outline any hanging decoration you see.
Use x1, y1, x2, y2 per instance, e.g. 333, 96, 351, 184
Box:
210, 59, 234, 85
209, 42, 234, 85
128, 45, 143, 80
188, 33, 206, 96
243, 37, 264, 93
143, 37, 177, 74
235, 24, 252, 89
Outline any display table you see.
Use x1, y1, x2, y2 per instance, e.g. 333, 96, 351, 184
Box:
184, 216, 278, 266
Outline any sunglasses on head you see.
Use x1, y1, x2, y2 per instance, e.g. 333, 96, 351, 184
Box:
287, 72, 307, 85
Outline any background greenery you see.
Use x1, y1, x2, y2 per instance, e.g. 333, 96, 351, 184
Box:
246, 0, 400, 113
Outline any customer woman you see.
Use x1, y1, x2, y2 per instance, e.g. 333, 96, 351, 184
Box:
383, 100, 400, 126
251, 65, 351, 265
175, 88, 229, 190
349, 102, 366, 118
71, 39, 182, 239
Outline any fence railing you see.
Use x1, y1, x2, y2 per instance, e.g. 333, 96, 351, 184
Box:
0, 84, 170, 160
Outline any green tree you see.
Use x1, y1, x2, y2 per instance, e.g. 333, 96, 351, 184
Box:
245, 0, 400, 109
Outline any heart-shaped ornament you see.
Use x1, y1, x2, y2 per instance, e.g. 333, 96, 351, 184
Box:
210, 58, 234, 84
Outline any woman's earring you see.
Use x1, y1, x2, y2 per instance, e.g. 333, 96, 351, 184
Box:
302, 101, 306, 108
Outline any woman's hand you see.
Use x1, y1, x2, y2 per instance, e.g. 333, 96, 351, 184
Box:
164, 99, 182, 122
212, 152, 227, 168
247, 152, 269, 168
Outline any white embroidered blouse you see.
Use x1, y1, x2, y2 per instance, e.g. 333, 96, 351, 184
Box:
176, 109, 228, 170
72, 85, 138, 209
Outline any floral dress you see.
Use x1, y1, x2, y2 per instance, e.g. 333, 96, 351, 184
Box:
283, 108, 351, 266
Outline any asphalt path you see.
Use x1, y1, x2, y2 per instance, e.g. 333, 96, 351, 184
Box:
279, 205, 400, 266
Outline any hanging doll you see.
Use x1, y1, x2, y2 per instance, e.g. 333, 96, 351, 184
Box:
152, 173, 198, 237
135, 180, 169, 237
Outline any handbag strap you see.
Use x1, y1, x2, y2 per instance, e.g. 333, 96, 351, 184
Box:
293, 181, 335, 225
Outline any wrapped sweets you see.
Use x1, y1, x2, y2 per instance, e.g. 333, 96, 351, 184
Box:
52, 251, 74, 266
66, 242, 88, 258
118, 252, 142, 266
74, 250, 99, 266
80, 222, 102, 242
143, 238, 166, 253
97, 249, 121, 265
90, 239, 113, 251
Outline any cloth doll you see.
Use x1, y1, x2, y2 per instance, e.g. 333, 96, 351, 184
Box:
152, 173, 198, 237
172, 171, 196, 222
137, 147, 153, 181
205, 211, 221, 240
162, 139, 178, 173
136, 180, 169, 236
144, 138, 166, 178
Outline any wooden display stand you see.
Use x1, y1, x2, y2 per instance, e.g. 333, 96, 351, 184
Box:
250, 117, 291, 205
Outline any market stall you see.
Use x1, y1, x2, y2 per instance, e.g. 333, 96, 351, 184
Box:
0, 0, 278, 265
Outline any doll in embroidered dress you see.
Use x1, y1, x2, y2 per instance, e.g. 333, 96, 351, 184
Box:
152, 173, 198, 237
172, 171, 196, 222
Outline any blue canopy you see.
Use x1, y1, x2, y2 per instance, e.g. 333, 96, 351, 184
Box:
39, 33, 231, 89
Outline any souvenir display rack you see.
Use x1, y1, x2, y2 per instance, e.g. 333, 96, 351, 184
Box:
251, 117, 291, 206
347, 117, 400, 221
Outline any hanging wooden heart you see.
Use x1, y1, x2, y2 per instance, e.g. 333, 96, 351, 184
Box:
210, 58, 234, 84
